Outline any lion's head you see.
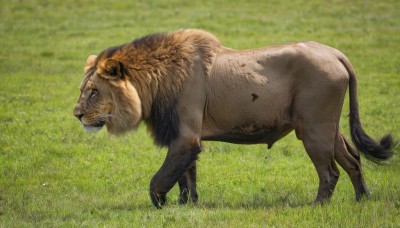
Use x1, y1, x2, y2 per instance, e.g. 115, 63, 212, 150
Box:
73, 54, 142, 135
74, 29, 221, 143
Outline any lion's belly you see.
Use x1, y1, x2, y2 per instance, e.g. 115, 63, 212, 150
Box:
201, 122, 293, 147
201, 96, 294, 147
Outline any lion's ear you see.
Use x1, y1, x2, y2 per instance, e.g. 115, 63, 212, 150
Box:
86, 55, 97, 66
83, 55, 97, 75
99, 58, 123, 80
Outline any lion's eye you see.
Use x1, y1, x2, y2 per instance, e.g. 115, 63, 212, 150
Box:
90, 89, 98, 98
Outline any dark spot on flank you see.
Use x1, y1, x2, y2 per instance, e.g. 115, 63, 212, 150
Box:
240, 63, 246, 67
251, 93, 259, 102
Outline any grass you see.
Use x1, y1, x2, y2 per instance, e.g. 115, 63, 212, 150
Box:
1, 0, 400, 226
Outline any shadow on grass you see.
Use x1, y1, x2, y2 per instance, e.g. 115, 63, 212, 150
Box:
89, 193, 310, 211
88, 187, 390, 211
196, 191, 312, 210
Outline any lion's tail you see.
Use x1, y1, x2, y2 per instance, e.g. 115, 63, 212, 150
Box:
338, 56, 394, 163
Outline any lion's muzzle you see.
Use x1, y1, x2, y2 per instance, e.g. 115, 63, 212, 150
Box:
73, 104, 105, 133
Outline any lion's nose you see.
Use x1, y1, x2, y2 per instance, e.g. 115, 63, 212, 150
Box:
74, 107, 84, 121
74, 104, 84, 121
74, 113, 84, 121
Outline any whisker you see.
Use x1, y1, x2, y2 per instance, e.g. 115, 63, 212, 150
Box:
83, 112, 116, 126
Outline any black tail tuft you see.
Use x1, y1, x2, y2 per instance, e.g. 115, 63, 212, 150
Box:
350, 120, 394, 164
380, 134, 396, 151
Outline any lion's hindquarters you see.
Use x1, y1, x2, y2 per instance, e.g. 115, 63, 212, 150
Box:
289, 51, 353, 202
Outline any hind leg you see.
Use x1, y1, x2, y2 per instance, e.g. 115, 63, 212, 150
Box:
334, 131, 369, 200
178, 161, 198, 205
301, 123, 339, 203
329, 157, 340, 196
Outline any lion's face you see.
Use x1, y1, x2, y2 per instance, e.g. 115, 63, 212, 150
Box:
73, 55, 142, 135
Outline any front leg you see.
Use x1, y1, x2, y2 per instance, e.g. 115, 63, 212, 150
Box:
150, 137, 201, 208
178, 161, 198, 205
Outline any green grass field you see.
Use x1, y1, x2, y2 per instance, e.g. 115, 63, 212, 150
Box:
1, 0, 399, 226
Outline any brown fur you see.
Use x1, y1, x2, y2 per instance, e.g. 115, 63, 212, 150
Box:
74, 29, 394, 208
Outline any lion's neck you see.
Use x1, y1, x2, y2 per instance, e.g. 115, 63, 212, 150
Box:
121, 29, 222, 124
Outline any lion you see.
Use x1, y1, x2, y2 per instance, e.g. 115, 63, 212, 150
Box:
73, 29, 394, 208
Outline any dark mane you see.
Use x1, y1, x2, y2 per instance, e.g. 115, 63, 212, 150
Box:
131, 32, 167, 49
130, 32, 182, 147
150, 96, 180, 147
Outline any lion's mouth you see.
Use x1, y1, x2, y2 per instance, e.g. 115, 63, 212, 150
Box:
93, 120, 106, 128
83, 120, 105, 133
